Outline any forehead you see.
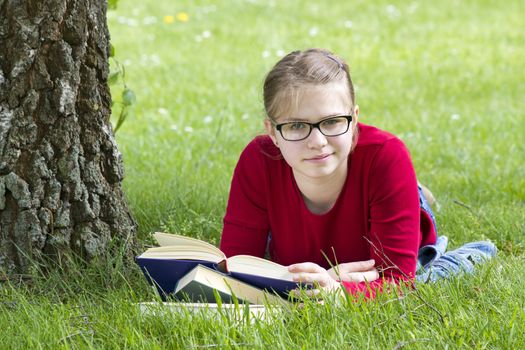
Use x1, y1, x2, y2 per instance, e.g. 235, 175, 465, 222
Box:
275, 82, 352, 121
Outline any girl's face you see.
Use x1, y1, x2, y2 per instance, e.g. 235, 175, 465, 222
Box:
265, 82, 358, 182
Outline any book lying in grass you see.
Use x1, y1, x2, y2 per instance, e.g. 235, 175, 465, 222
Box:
136, 232, 303, 300
138, 301, 283, 323
174, 264, 287, 304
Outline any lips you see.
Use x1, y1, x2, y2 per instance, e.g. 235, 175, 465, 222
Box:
305, 153, 332, 161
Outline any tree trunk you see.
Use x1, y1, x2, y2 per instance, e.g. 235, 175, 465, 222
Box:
0, 0, 137, 274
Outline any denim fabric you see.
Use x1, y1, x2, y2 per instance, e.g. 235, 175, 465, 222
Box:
416, 241, 497, 283
416, 183, 444, 271
417, 236, 449, 270
418, 184, 438, 235
415, 185, 497, 283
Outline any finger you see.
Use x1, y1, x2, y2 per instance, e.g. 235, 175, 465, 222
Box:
288, 262, 323, 273
290, 288, 301, 297
337, 259, 375, 273
304, 288, 321, 298
342, 269, 380, 283
363, 269, 380, 282
292, 272, 330, 286
327, 268, 338, 280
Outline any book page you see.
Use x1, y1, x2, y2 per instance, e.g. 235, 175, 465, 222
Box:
147, 232, 226, 261
228, 255, 294, 281
138, 247, 223, 263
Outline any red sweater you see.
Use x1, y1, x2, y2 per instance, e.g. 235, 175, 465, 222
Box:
220, 123, 436, 297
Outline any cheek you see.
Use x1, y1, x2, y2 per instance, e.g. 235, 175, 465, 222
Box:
333, 134, 353, 153
279, 144, 303, 164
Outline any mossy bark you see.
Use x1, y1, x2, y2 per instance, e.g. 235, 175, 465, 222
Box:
0, 0, 137, 274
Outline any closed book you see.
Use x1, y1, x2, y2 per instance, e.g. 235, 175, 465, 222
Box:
174, 264, 287, 305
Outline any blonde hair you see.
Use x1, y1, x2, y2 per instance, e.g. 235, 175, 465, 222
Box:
263, 48, 359, 149
263, 48, 355, 121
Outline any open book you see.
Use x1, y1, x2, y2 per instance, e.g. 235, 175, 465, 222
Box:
136, 232, 301, 300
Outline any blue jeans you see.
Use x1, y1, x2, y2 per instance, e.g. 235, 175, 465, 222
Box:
415, 185, 497, 283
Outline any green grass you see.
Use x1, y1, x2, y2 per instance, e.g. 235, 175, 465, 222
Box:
2, 0, 525, 348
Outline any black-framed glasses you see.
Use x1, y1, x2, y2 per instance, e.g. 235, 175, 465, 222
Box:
274, 115, 353, 141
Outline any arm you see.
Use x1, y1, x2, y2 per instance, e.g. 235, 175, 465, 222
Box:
342, 137, 421, 297
220, 141, 270, 258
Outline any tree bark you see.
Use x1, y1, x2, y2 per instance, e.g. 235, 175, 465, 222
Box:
0, 0, 136, 274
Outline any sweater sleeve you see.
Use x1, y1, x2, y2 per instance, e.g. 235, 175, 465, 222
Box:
342, 137, 420, 297
219, 142, 270, 258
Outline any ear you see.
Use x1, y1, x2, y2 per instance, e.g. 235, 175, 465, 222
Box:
264, 119, 279, 146
353, 104, 360, 124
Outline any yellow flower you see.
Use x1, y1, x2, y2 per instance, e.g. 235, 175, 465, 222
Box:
163, 15, 175, 24
176, 12, 189, 22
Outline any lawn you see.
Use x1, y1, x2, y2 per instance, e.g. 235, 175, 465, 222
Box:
1, 0, 524, 348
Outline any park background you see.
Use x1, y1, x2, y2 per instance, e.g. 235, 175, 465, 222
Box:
2, 0, 524, 348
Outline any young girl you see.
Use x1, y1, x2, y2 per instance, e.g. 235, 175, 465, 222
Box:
219, 48, 437, 298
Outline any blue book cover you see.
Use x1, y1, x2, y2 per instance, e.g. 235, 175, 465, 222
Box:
229, 271, 301, 298
136, 258, 217, 300
135, 257, 301, 300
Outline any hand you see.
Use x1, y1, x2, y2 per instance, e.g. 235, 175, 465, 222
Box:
288, 262, 342, 297
327, 259, 379, 283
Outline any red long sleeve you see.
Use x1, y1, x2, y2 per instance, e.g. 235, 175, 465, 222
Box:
220, 123, 436, 298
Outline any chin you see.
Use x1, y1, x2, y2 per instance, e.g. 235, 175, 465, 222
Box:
302, 167, 338, 178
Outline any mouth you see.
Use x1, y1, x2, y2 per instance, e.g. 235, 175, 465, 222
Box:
305, 153, 332, 161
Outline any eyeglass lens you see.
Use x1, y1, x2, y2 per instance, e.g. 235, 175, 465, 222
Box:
280, 116, 350, 141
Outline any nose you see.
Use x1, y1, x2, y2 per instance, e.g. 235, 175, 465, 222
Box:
306, 126, 328, 148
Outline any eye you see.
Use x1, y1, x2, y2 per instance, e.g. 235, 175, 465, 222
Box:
288, 122, 306, 130
322, 119, 338, 126
321, 117, 344, 126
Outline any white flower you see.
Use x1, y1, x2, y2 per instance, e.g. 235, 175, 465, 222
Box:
261, 50, 271, 58
170, 125, 178, 131
158, 108, 169, 116
150, 55, 161, 65
276, 49, 285, 57
196, 31, 212, 43
142, 16, 157, 25
242, 113, 250, 120
140, 54, 161, 66
200, 5, 217, 14
407, 2, 418, 14
126, 18, 138, 27
451, 114, 460, 120
386, 4, 400, 18
309, 27, 319, 37
344, 20, 353, 28
184, 126, 194, 133
203, 115, 213, 124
